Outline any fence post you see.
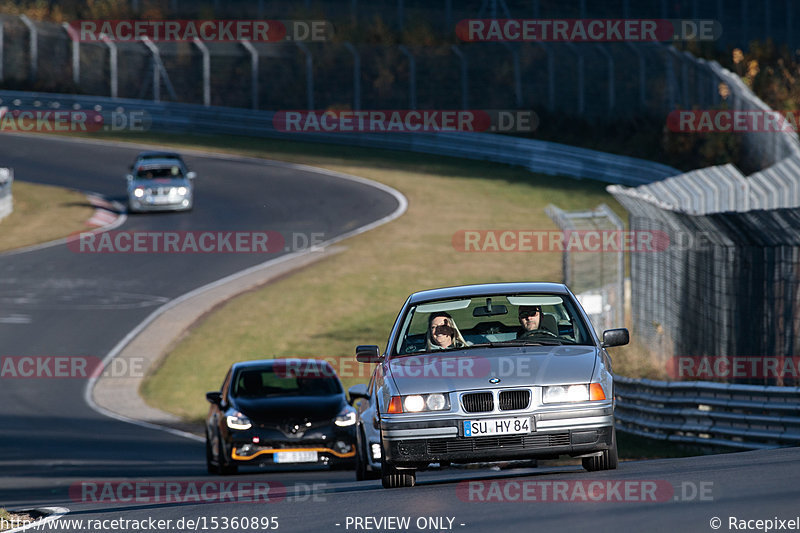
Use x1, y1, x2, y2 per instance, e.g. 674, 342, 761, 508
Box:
19, 15, 37, 82
192, 38, 211, 106
595, 45, 615, 116
503, 43, 522, 108
450, 45, 468, 110
142, 37, 160, 102
343, 42, 361, 111
240, 40, 259, 110
295, 42, 314, 110
398, 45, 417, 110
625, 43, 646, 109
101, 34, 118, 99
1, 20, 6, 82
62, 23, 80, 86
565, 43, 585, 115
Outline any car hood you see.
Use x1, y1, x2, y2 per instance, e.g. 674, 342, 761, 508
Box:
234, 394, 344, 423
387, 345, 599, 395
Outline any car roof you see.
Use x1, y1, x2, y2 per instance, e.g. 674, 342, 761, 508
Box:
136, 151, 183, 159
407, 282, 570, 304
231, 358, 335, 372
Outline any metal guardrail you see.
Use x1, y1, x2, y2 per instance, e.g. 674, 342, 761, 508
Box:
0, 167, 12, 221
615, 376, 800, 450
0, 89, 679, 187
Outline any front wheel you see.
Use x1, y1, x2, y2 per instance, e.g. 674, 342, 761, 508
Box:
582, 427, 618, 472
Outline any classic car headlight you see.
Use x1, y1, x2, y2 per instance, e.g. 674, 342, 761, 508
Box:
335, 405, 357, 426
542, 383, 606, 403
226, 412, 252, 430
177, 186, 188, 195
133, 187, 145, 198
388, 393, 450, 413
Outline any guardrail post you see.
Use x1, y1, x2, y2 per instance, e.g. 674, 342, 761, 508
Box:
595, 45, 615, 116
19, 15, 37, 82
398, 45, 417, 110
61, 23, 80, 86
192, 38, 211, 107
295, 42, 314, 110
503, 43, 523, 108
343, 42, 361, 111
240, 40, 259, 110
450, 45, 468, 110
100, 34, 118, 98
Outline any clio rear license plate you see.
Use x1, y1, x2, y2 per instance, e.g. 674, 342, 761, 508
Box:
463, 417, 532, 437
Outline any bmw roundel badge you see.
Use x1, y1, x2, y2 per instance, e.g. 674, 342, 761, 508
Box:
489, 377, 501, 384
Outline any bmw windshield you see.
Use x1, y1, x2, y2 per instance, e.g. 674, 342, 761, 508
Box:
393, 293, 595, 356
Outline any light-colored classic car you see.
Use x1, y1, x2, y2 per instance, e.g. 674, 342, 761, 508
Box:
126, 153, 195, 212
348, 282, 629, 488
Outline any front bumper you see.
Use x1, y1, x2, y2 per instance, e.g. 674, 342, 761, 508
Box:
129, 195, 192, 212
226, 426, 357, 467
381, 407, 613, 466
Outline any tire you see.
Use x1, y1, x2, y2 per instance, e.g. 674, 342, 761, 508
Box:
205, 432, 219, 475
217, 432, 239, 475
380, 438, 416, 488
582, 427, 618, 472
355, 426, 381, 481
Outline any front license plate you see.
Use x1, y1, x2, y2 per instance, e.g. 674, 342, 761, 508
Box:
274, 451, 318, 463
463, 417, 531, 437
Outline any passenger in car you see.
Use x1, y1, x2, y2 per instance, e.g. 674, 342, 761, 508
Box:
426, 312, 469, 350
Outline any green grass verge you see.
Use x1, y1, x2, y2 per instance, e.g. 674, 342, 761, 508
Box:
0, 180, 96, 253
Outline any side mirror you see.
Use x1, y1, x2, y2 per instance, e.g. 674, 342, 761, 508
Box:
206, 391, 222, 404
601, 328, 629, 348
186, 171, 197, 180
125, 174, 133, 181
356, 345, 381, 363
348, 383, 369, 404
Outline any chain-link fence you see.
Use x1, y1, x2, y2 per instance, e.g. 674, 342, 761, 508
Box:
0, 15, 729, 122
545, 203, 624, 335
608, 61, 800, 386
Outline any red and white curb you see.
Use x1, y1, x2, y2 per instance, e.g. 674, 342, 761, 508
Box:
86, 194, 121, 227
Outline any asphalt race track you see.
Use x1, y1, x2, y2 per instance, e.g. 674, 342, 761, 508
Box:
1, 134, 798, 533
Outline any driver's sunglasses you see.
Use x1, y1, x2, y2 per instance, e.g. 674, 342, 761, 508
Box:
519, 309, 541, 318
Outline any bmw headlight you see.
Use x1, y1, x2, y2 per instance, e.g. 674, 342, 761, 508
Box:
133, 187, 145, 198
335, 405, 357, 426
226, 412, 252, 430
177, 186, 188, 195
389, 393, 451, 413
542, 383, 606, 403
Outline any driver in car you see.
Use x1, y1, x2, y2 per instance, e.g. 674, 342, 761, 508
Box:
516, 305, 557, 338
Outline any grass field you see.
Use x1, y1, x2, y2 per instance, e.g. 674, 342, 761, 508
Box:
0, 180, 95, 253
